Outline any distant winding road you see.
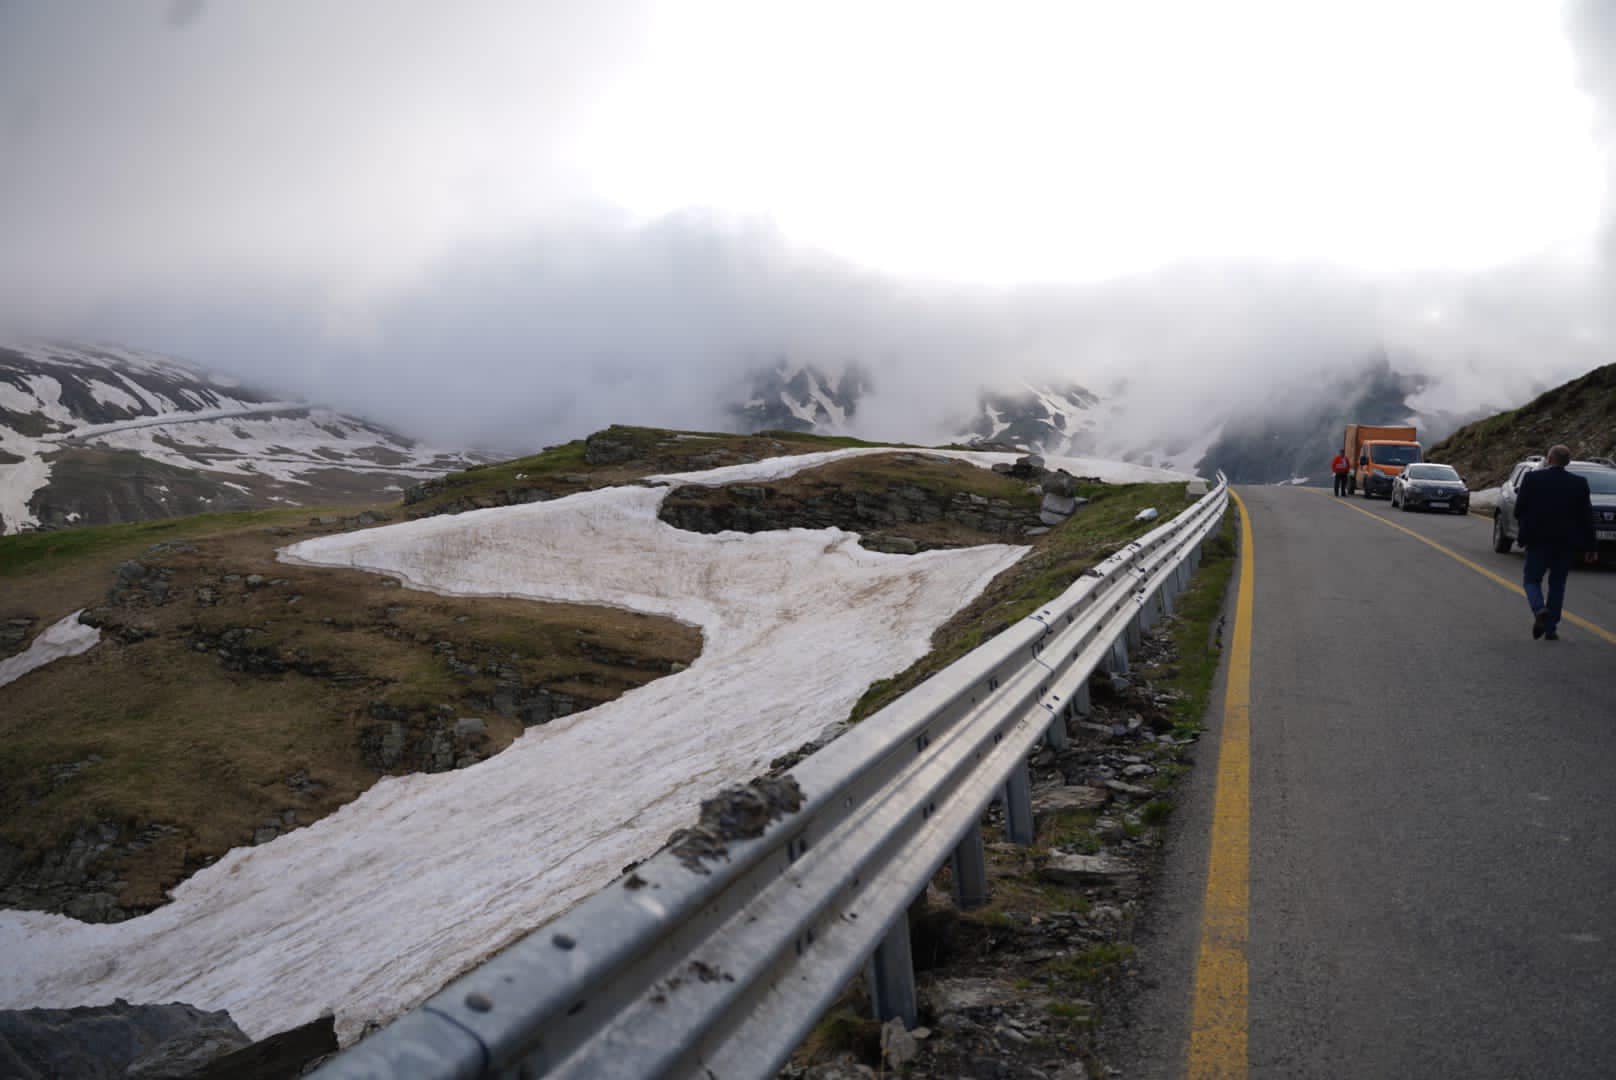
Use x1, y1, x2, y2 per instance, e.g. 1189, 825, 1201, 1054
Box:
1123, 485, 1616, 1079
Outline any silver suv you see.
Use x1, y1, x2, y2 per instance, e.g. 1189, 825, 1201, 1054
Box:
1492, 456, 1616, 561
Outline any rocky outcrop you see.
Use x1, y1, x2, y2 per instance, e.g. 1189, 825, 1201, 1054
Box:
403, 477, 561, 517
1, 615, 38, 658
660, 474, 1048, 551
358, 704, 496, 774
0, 1000, 249, 1080
0, 822, 183, 922
0, 1001, 337, 1080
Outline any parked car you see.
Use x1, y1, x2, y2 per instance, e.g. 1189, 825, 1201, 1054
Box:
1391, 463, 1470, 514
1492, 457, 1616, 562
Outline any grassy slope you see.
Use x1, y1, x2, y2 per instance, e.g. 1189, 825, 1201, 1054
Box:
2, 423, 1201, 922
1428, 363, 1616, 489
0, 500, 702, 914
851, 479, 1195, 721
404, 425, 896, 517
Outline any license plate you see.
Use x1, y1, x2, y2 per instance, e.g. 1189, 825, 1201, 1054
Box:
1600, 529, 1616, 541
1429, 501, 1448, 509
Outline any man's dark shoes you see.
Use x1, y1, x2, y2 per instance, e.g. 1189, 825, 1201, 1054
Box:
1544, 629, 1560, 641
1533, 609, 1549, 639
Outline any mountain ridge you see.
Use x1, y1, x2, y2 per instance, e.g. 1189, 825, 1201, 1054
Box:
0, 341, 489, 533
1428, 362, 1616, 490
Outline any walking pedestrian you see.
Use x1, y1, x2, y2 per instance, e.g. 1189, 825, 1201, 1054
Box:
1515, 444, 1596, 640
1331, 448, 1351, 496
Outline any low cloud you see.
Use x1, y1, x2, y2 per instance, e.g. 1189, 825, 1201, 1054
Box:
3, 1, 1613, 456
34, 211, 1609, 456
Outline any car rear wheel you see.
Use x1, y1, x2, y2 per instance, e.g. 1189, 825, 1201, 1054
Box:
1492, 513, 1512, 553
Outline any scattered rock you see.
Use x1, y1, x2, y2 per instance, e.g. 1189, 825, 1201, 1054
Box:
1040, 470, 1079, 497
126, 1023, 254, 1079
1134, 507, 1159, 522
1032, 785, 1111, 818
1103, 778, 1154, 799
1039, 852, 1139, 888
1, 616, 38, 654
191, 1013, 338, 1079
881, 1019, 920, 1068
1040, 492, 1088, 526
668, 776, 805, 872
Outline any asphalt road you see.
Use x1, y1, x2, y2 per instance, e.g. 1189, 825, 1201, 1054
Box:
1119, 485, 1616, 1079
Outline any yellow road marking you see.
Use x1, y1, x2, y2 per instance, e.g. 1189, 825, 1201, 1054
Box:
1316, 492, 1616, 646
1186, 491, 1254, 1078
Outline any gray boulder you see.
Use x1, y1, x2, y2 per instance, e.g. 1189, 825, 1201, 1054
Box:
0, 1000, 248, 1080
1040, 492, 1088, 525
1040, 469, 1079, 497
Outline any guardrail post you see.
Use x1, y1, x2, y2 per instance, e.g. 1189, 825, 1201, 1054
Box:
951, 828, 989, 910
1044, 702, 1070, 750
1108, 637, 1129, 676
867, 913, 919, 1027
1004, 758, 1035, 845
1125, 610, 1144, 650
1074, 680, 1091, 716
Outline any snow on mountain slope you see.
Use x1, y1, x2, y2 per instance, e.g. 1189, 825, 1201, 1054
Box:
0, 448, 1036, 1044
957, 380, 1102, 455
730, 362, 870, 433
0, 341, 485, 533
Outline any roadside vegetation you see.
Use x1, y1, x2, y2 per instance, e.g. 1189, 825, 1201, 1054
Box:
785, 492, 1240, 1079
851, 479, 1196, 722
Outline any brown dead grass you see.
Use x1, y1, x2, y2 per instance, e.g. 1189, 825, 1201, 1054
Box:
0, 511, 701, 913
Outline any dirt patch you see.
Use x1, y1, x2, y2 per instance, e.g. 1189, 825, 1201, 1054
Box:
0, 513, 702, 923
658, 453, 1045, 553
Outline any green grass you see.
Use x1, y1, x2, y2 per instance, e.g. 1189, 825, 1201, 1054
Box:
1041, 943, 1136, 991
1148, 510, 1239, 737
850, 480, 1195, 722
1140, 799, 1175, 826
795, 1008, 884, 1062
404, 424, 908, 517
0, 507, 316, 578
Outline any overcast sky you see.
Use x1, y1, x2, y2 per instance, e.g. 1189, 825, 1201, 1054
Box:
2, 0, 1613, 448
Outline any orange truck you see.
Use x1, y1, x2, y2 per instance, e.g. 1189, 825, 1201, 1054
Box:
1343, 424, 1422, 498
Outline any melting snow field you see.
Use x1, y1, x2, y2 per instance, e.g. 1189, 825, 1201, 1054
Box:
0, 612, 100, 690
0, 447, 1189, 1044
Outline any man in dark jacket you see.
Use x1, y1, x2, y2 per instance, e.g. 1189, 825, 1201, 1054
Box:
1514, 444, 1596, 640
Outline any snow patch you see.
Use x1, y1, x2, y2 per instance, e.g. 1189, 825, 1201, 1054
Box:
0, 447, 1029, 1044
1469, 485, 1502, 513
0, 612, 100, 689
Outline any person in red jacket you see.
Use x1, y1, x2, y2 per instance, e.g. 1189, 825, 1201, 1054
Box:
1331, 449, 1351, 496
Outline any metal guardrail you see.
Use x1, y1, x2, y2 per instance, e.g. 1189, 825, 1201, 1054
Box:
315, 474, 1231, 1080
